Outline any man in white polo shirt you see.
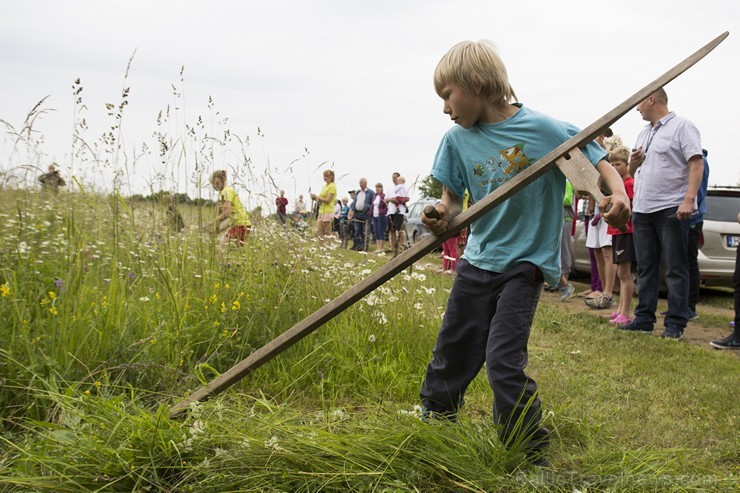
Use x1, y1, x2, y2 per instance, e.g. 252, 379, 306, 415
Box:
622, 88, 704, 339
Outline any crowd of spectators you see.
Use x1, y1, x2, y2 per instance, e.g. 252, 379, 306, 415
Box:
282, 171, 414, 256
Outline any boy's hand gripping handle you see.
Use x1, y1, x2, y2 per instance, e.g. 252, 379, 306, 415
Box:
423, 205, 440, 220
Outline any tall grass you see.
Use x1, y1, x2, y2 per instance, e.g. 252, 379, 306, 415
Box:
1, 72, 737, 491
1, 190, 738, 492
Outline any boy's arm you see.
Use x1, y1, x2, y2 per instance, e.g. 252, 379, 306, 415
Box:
421, 187, 463, 236
595, 160, 631, 230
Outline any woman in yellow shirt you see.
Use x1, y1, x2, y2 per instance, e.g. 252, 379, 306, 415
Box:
310, 169, 337, 242
206, 169, 251, 249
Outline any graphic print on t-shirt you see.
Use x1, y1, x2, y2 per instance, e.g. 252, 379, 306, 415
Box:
473, 142, 535, 187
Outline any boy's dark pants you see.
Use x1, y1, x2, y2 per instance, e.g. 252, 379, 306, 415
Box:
420, 259, 545, 448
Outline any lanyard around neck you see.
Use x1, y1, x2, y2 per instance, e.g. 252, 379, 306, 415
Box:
642, 121, 662, 154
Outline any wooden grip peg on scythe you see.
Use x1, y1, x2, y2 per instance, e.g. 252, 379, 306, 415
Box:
169, 31, 728, 418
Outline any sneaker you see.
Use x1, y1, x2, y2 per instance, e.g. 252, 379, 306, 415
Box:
419, 406, 457, 422
610, 314, 632, 325
560, 283, 575, 301
586, 294, 615, 309
619, 320, 654, 334
524, 427, 551, 467
709, 334, 740, 350
543, 283, 559, 293
660, 326, 684, 340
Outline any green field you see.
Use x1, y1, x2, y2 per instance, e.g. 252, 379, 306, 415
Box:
0, 190, 737, 492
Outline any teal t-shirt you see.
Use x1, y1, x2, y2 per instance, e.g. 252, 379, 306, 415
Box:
431, 104, 606, 285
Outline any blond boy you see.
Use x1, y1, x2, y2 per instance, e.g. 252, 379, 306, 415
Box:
419, 40, 630, 465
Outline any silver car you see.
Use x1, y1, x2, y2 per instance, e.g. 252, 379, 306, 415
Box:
404, 199, 439, 245
572, 187, 740, 287
699, 187, 740, 286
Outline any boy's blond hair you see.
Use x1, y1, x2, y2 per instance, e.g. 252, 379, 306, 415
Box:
434, 40, 518, 105
608, 146, 630, 164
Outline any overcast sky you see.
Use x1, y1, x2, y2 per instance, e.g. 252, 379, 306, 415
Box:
1, 0, 738, 209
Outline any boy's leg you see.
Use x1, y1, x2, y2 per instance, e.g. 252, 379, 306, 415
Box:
484, 263, 545, 449
420, 259, 495, 415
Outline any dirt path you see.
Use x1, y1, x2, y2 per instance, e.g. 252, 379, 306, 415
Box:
539, 279, 738, 355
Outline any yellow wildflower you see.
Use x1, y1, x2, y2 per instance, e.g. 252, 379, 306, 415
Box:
231, 300, 240, 311
49, 291, 57, 300
0, 283, 10, 297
